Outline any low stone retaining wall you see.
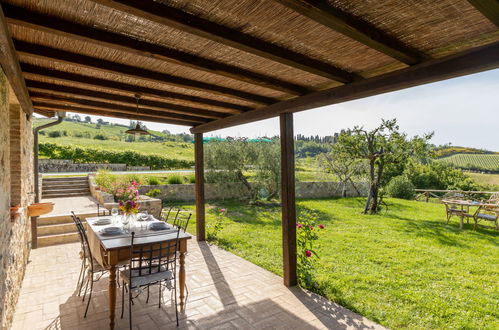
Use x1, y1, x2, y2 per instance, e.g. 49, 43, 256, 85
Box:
139, 181, 368, 202
88, 176, 161, 218
39, 159, 150, 173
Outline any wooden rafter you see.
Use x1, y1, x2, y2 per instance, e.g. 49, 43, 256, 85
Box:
14, 40, 277, 105
89, 0, 359, 83
34, 103, 196, 126
191, 42, 499, 133
274, 0, 427, 64
0, 5, 32, 114
30, 92, 210, 124
3, 3, 309, 96
467, 0, 499, 27
21, 63, 250, 113
26, 80, 228, 119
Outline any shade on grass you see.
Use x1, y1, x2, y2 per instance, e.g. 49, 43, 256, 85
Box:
169, 198, 498, 329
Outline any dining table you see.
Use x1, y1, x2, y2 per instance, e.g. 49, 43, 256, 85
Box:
86, 215, 192, 329
441, 199, 497, 229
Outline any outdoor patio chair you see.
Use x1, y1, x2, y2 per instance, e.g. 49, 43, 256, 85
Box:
120, 229, 181, 328
160, 206, 178, 223
173, 211, 192, 233
70, 212, 106, 318
473, 204, 499, 230
444, 202, 472, 225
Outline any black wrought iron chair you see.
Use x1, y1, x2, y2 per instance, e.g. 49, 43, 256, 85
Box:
120, 229, 181, 328
70, 212, 106, 318
160, 206, 179, 223
172, 211, 191, 233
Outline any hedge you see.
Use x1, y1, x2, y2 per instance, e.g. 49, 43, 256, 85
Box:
39, 143, 193, 170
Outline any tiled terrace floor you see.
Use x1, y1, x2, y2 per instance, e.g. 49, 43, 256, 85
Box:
40, 196, 99, 216
11, 240, 384, 330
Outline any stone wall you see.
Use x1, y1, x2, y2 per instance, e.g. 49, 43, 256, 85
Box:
138, 181, 368, 202
0, 71, 35, 329
38, 159, 150, 173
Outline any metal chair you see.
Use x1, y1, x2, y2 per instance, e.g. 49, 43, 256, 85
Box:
172, 211, 191, 233
120, 229, 181, 328
160, 206, 178, 223
70, 212, 106, 318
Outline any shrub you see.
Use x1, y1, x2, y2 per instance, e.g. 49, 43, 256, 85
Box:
147, 176, 160, 185
167, 174, 183, 184
94, 169, 117, 190
187, 174, 196, 183
386, 175, 415, 199
93, 134, 108, 140
145, 189, 161, 198
38, 143, 193, 170
48, 131, 61, 138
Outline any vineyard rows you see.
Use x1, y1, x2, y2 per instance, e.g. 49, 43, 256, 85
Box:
438, 154, 499, 171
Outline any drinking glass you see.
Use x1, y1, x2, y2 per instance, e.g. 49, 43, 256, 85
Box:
140, 211, 149, 230
121, 214, 129, 232
111, 208, 119, 224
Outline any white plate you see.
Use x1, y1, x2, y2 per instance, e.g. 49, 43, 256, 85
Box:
93, 218, 112, 226
149, 222, 169, 231
100, 227, 123, 235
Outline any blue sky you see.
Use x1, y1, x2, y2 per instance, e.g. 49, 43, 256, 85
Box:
69, 68, 499, 151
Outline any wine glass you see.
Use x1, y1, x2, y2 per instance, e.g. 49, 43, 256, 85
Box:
111, 208, 119, 224
121, 214, 129, 232
140, 211, 149, 230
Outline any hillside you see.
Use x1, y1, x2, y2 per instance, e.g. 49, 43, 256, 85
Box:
437, 154, 499, 172
35, 118, 194, 164
433, 146, 498, 158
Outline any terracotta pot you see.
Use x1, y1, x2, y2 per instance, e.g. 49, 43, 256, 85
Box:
10, 206, 21, 222
28, 202, 55, 217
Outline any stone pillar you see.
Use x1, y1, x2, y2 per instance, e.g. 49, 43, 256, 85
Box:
0, 69, 35, 329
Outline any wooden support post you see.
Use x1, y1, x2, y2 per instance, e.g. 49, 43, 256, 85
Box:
194, 133, 205, 241
280, 113, 297, 287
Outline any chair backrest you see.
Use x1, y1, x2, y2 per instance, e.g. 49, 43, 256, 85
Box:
161, 206, 178, 223
71, 212, 94, 271
488, 193, 499, 204
173, 211, 191, 233
128, 229, 180, 280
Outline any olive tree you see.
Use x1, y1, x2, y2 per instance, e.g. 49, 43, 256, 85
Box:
334, 119, 432, 214
204, 138, 280, 201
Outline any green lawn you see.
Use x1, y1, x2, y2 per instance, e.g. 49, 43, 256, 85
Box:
171, 198, 498, 329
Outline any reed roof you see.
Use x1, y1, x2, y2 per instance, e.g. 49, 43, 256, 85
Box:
1, 0, 498, 130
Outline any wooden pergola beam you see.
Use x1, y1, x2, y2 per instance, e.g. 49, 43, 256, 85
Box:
14, 40, 277, 105
30, 92, 209, 124
26, 79, 228, 120
34, 103, 194, 126
0, 5, 32, 115
191, 41, 499, 133
280, 112, 296, 287
274, 0, 427, 65
3, 3, 309, 96
21, 63, 250, 113
90, 0, 359, 83
467, 0, 499, 27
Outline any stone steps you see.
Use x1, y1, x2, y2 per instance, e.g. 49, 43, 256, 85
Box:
41, 176, 90, 199
37, 213, 95, 247
38, 232, 80, 247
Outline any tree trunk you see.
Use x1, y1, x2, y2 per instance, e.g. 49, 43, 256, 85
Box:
368, 157, 384, 214
364, 158, 376, 214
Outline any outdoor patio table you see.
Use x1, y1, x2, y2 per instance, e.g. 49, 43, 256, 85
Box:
86, 216, 192, 329
441, 200, 496, 229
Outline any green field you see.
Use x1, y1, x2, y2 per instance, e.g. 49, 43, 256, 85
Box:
35, 118, 195, 162
438, 154, 499, 171
171, 198, 498, 329
469, 173, 499, 186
